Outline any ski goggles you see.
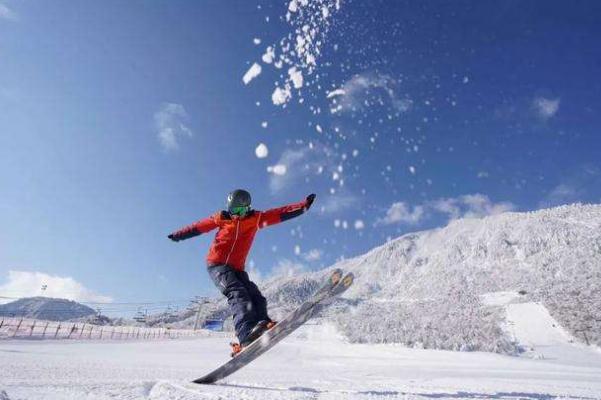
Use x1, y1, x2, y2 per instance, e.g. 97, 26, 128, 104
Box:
230, 205, 250, 216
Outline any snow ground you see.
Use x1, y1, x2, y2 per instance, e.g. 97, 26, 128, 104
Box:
2, 324, 601, 400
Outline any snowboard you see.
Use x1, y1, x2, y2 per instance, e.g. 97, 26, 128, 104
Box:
193, 268, 354, 384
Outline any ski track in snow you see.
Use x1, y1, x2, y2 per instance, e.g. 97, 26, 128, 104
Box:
2, 324, 601, 400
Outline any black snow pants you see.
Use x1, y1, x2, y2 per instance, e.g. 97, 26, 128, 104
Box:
207, 264, 269, 344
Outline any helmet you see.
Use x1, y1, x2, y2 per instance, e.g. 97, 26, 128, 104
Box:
227, 189, 252, 215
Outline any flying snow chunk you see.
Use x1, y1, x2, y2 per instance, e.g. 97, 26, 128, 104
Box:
255, 143, 269, 159
272, 86, 291, 106
243, 63, 262, 85
261, 121, 268, 128
262, 47, 275, 64
316, 124, 323, 133
294, 245, 301, 255
253, 38, 261, 45
288, 0, 298, 12
409, 166, 416, 175
354, 220, 365, 230
288, 67, 304, 89
267, 164, 287, 175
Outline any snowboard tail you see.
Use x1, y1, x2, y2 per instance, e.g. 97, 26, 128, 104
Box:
193, 268, 354, 384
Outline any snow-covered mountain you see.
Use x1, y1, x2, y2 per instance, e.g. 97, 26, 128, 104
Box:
152, 204, 601, 353
262, 203, 601, 352
0, 297, 97, 321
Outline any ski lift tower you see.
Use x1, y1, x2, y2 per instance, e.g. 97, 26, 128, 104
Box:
191, 296, 210, 331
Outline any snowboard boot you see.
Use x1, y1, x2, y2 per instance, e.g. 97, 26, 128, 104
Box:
229, 342, 242, 357
230, 320, 277, 357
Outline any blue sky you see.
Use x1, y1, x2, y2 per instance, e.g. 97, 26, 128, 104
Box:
1, 1, 600, 313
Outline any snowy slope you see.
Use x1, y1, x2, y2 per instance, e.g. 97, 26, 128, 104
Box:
1, 325, 600, 400
506, 302, 574, 349
480, 292, 584, 360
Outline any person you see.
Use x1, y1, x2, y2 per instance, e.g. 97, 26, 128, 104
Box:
168, 189, 316, 354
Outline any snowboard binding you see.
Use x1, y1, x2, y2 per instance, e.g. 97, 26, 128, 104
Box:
230, 320, 277, 357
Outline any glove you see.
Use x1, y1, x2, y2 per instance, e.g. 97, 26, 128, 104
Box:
167, 234, 180, 242
305, 193, 316, 210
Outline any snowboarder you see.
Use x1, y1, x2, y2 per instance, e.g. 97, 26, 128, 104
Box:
168, 189, 316, 354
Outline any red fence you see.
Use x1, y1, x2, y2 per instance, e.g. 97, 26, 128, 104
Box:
0, 317, 208, 340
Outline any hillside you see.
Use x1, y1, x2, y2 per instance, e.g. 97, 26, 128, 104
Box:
0, 297, 96, 321
262, 203, 601, 352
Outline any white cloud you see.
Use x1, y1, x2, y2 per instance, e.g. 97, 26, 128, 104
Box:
267, 143, 359, 213
377, 194, 515, 226
154, 103, 193, 151
0, 3, 17, 21
319, 191, 360, 214
302, 249, 322, 262
377, 202, 425, 225
432, 194, 515, 219
245, 258, 309, 284
533, 97, 560, 120
0, 270, 113, 304
327, 73, 412, 114
268, 146, 319, 193
245, 263, 263, 283
541, 184, 578, 207
269, 259, 306, 280
538, 166, 601, 208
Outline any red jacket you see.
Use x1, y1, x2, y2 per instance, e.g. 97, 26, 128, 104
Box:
170, 199, 310, 271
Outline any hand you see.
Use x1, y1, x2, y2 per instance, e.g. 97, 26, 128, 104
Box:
167, 234, 179, 242
305, 193, 316, 210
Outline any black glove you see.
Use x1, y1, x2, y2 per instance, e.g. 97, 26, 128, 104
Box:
167, 234, 180, 242
305, 193, 316, 210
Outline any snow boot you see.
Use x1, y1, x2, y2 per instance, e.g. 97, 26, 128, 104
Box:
230, 320, 277, 357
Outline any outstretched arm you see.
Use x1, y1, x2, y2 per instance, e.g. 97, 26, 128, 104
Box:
258, 194, 316, 229
168, 214, 219, 242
